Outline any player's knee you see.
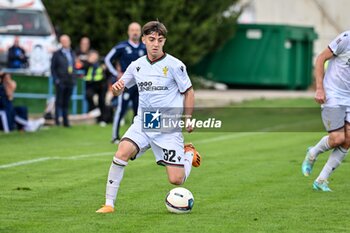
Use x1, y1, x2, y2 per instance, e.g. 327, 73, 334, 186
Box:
168, 175, 184, 185
168, 178, 183, 186
329, 133, 345, 147
114, 150, 130, 162
334, 138, 345, 147
114, 140, 138, 161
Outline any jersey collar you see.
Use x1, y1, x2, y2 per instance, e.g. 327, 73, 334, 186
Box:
146, 53, 167, 65
128, 40, 140, 48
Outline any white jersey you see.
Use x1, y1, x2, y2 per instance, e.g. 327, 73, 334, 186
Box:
324, 31, 350, 106
121, 53, 192, 114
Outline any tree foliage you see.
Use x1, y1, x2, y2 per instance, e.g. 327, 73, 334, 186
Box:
43, 0, 239, 66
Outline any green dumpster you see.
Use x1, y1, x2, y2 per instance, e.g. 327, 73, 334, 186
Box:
193, 24, 318, 89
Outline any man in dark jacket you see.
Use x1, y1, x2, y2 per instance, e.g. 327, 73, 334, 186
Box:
7, 37, 28, 69
51, 34, 76, 127
105, 22, 146, 143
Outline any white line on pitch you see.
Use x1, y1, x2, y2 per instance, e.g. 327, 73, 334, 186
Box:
0, 152, 112, 170
0, 157, 52, 169
0, 131, 259, 170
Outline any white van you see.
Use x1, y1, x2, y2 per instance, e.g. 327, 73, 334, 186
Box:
0, 0, 58, 74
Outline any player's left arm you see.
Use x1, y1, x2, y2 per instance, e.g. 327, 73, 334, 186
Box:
314, 32, 349, 104
173, 62, 194, 133
183, 87, 194, 133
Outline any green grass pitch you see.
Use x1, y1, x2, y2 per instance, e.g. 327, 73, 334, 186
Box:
1, 98, 350, 233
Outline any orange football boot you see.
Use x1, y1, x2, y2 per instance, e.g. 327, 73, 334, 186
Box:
96, 205, 114, 213
184, 143, 201, 167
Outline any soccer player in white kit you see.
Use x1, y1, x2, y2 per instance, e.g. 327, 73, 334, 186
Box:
96, 21, 201, 213
302, 31, 350, 191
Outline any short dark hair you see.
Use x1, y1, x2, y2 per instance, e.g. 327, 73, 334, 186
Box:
142, 21, 167, 37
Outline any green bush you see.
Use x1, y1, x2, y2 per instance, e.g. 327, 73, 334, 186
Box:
43, 0, 239, 66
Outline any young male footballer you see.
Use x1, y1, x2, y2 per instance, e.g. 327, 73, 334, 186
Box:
302, 31, 350, 191
96, 21, 201, 213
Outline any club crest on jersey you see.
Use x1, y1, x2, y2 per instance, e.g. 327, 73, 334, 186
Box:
163, 66, 168, 77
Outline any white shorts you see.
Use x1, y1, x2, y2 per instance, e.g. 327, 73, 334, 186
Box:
322, 97, 350, 132
121, 117, 185, 167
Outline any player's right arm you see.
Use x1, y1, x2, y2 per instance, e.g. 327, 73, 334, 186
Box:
314, 47, 333, 104
111, 61, 137, 96
112, 79, 125, 96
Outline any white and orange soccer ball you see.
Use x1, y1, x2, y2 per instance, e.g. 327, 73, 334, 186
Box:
165, 187, 194, 214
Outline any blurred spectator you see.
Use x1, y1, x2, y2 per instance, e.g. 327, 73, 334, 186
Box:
84, 50, 107, 125
7, 37, 28, 69
0, 72, 44, 132
51, 34, 76, 127
75, 37, 91, 70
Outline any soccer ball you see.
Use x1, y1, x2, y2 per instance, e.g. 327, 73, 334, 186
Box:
165, 187, 194, 214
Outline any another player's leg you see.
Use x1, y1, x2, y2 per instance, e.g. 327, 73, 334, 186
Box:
111, 93, 129, 144
302, 106, 344, 176
96, 140, 138, 213
314, 123, 350, 191
302, 135, 332, 176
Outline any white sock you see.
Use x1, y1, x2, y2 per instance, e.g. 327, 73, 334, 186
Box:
105, 157, 128, 208
182, 151, 193, 183
309, 136, 331, 160
316, 146, 348, 182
